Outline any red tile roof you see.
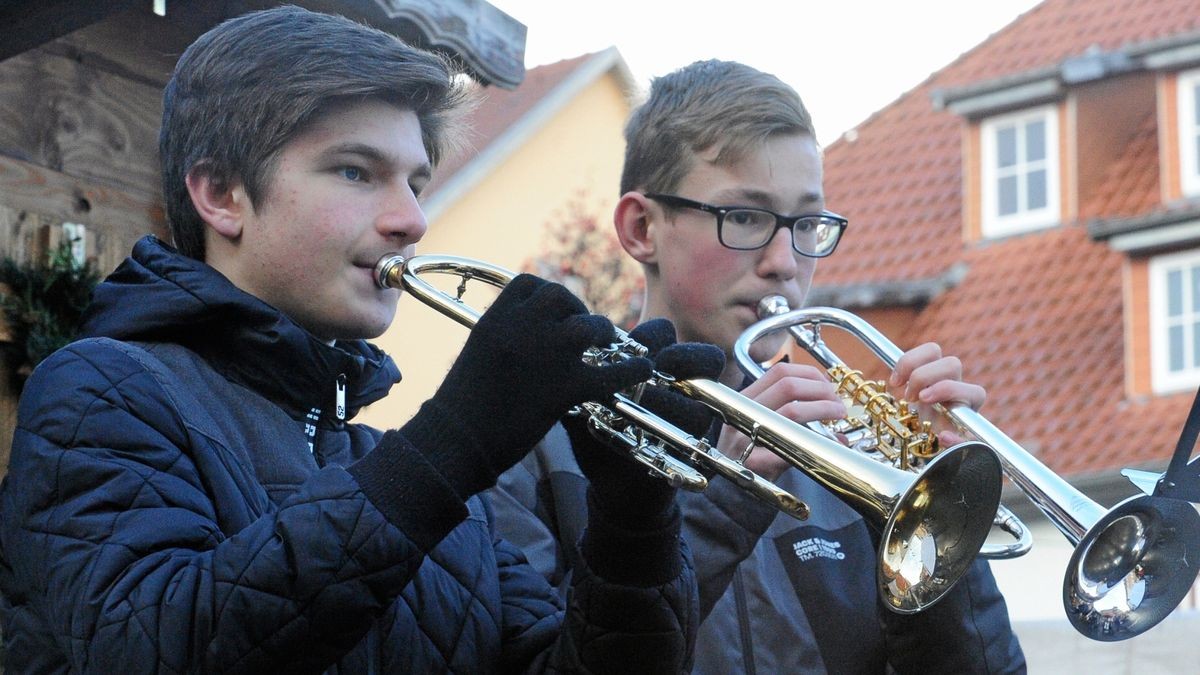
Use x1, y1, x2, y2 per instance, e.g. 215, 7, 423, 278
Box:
1079, 112, 1161, 220
914, 228, 1193, 478
819, 0, 1200, 478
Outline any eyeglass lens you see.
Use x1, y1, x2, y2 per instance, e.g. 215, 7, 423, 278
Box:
721, 209, 840, 255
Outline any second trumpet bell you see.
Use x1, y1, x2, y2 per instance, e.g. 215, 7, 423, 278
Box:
670, 376, 1003, 613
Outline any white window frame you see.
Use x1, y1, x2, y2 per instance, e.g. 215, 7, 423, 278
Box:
1178, 68, 1200, 197
1149, 248, 1200, 394
980, 105, 1061, 238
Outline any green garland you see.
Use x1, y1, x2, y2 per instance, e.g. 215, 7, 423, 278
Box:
0, 239, 100, 390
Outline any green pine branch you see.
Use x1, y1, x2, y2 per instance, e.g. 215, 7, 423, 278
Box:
0, 239, 100, 389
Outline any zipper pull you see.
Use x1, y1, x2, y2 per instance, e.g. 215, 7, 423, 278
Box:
335, 374, 347, 421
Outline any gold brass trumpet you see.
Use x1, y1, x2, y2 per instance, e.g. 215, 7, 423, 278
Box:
376, 253, 1005, 614
734, 301, 1200, 641
751, 297, 1032, 561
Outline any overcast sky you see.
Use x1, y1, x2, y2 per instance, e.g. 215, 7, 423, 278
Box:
488, 1, 1044, 146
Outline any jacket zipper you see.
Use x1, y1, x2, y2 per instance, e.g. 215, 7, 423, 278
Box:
733, 568, 758, 675
335, 373, 347, 421
305, 374, 347, 464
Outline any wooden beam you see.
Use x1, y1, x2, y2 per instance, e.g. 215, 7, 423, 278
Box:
0, 47, 164, 202
0, 0, 143, 64
1, 1, 526, 89
0, 152, 164, 240
239, 0, 527, 89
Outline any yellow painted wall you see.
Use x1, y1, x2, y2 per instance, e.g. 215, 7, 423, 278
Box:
358, 67, 634, 427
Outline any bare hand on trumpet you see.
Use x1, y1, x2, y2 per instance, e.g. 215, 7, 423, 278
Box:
384, 254, 1008, 612
890, 342, 986, 447
719, 343, 987, 481
716, 362, 844, 481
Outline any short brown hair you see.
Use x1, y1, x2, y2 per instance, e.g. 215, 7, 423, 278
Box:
160, 5, 467, 260
621, 60, 815, 195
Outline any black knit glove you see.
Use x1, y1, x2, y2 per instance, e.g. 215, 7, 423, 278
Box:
566, 318, 725, 527
402, 274, 652, 499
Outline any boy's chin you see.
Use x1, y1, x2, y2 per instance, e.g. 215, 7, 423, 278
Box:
324, 314, 394, 343
352, 321, 392, 341
355, 305, 400, 339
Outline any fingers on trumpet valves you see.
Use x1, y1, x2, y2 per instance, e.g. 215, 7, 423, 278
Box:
891, 344, 985, 412
889, 341, 945, 391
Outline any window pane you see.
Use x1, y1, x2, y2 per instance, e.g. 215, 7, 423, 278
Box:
1025, 119, 1046, 161
1169, 269, 1184, 316
996, 126, 1017, 167
998, 175, 1018, 215
1026, 169, 1047, 210
1193, 320, 1200, 367
1192, 266, 1200, 313
1194, 134, 1200, 178
1171, 324, 1185, 371
1166, 267, 1185, 314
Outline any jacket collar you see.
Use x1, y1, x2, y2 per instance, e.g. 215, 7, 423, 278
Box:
81, 236, 401, 420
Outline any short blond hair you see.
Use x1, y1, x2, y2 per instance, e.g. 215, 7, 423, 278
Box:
621, 60, 815, 195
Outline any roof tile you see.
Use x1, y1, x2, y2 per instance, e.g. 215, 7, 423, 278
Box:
819, 0, 1200, 477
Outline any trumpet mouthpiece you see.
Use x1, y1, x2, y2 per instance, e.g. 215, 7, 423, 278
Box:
757, 295, 791, 319
374, 253, 407, 290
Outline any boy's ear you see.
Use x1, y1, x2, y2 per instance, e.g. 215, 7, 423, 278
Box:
184, 164, 246, 241
613, 191, 657, 264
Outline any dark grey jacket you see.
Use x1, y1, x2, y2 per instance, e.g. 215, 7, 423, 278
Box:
491, 427, 1026, 674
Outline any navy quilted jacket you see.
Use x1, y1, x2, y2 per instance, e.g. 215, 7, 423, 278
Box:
0, 236, 696, 674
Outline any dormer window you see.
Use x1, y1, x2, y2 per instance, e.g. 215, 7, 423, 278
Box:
1178, 68, 1200, 197
1150, 248, 1200, 394
980, 105, 1060, 237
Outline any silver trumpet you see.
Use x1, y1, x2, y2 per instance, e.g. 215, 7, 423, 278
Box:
735, 300, 1200, 641
376, 253, 1005, 614
374, 253, 800, 514
751, 297, 1033, 561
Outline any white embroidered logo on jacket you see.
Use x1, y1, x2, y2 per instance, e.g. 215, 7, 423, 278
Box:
792, 537, 846, 562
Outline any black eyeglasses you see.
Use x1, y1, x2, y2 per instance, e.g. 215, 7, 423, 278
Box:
645, 193, 847, 258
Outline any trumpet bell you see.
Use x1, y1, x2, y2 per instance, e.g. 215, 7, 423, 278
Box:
881, 441, 1002, 613
1065, 494, 1200, 641
672, 375, 1003, 612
